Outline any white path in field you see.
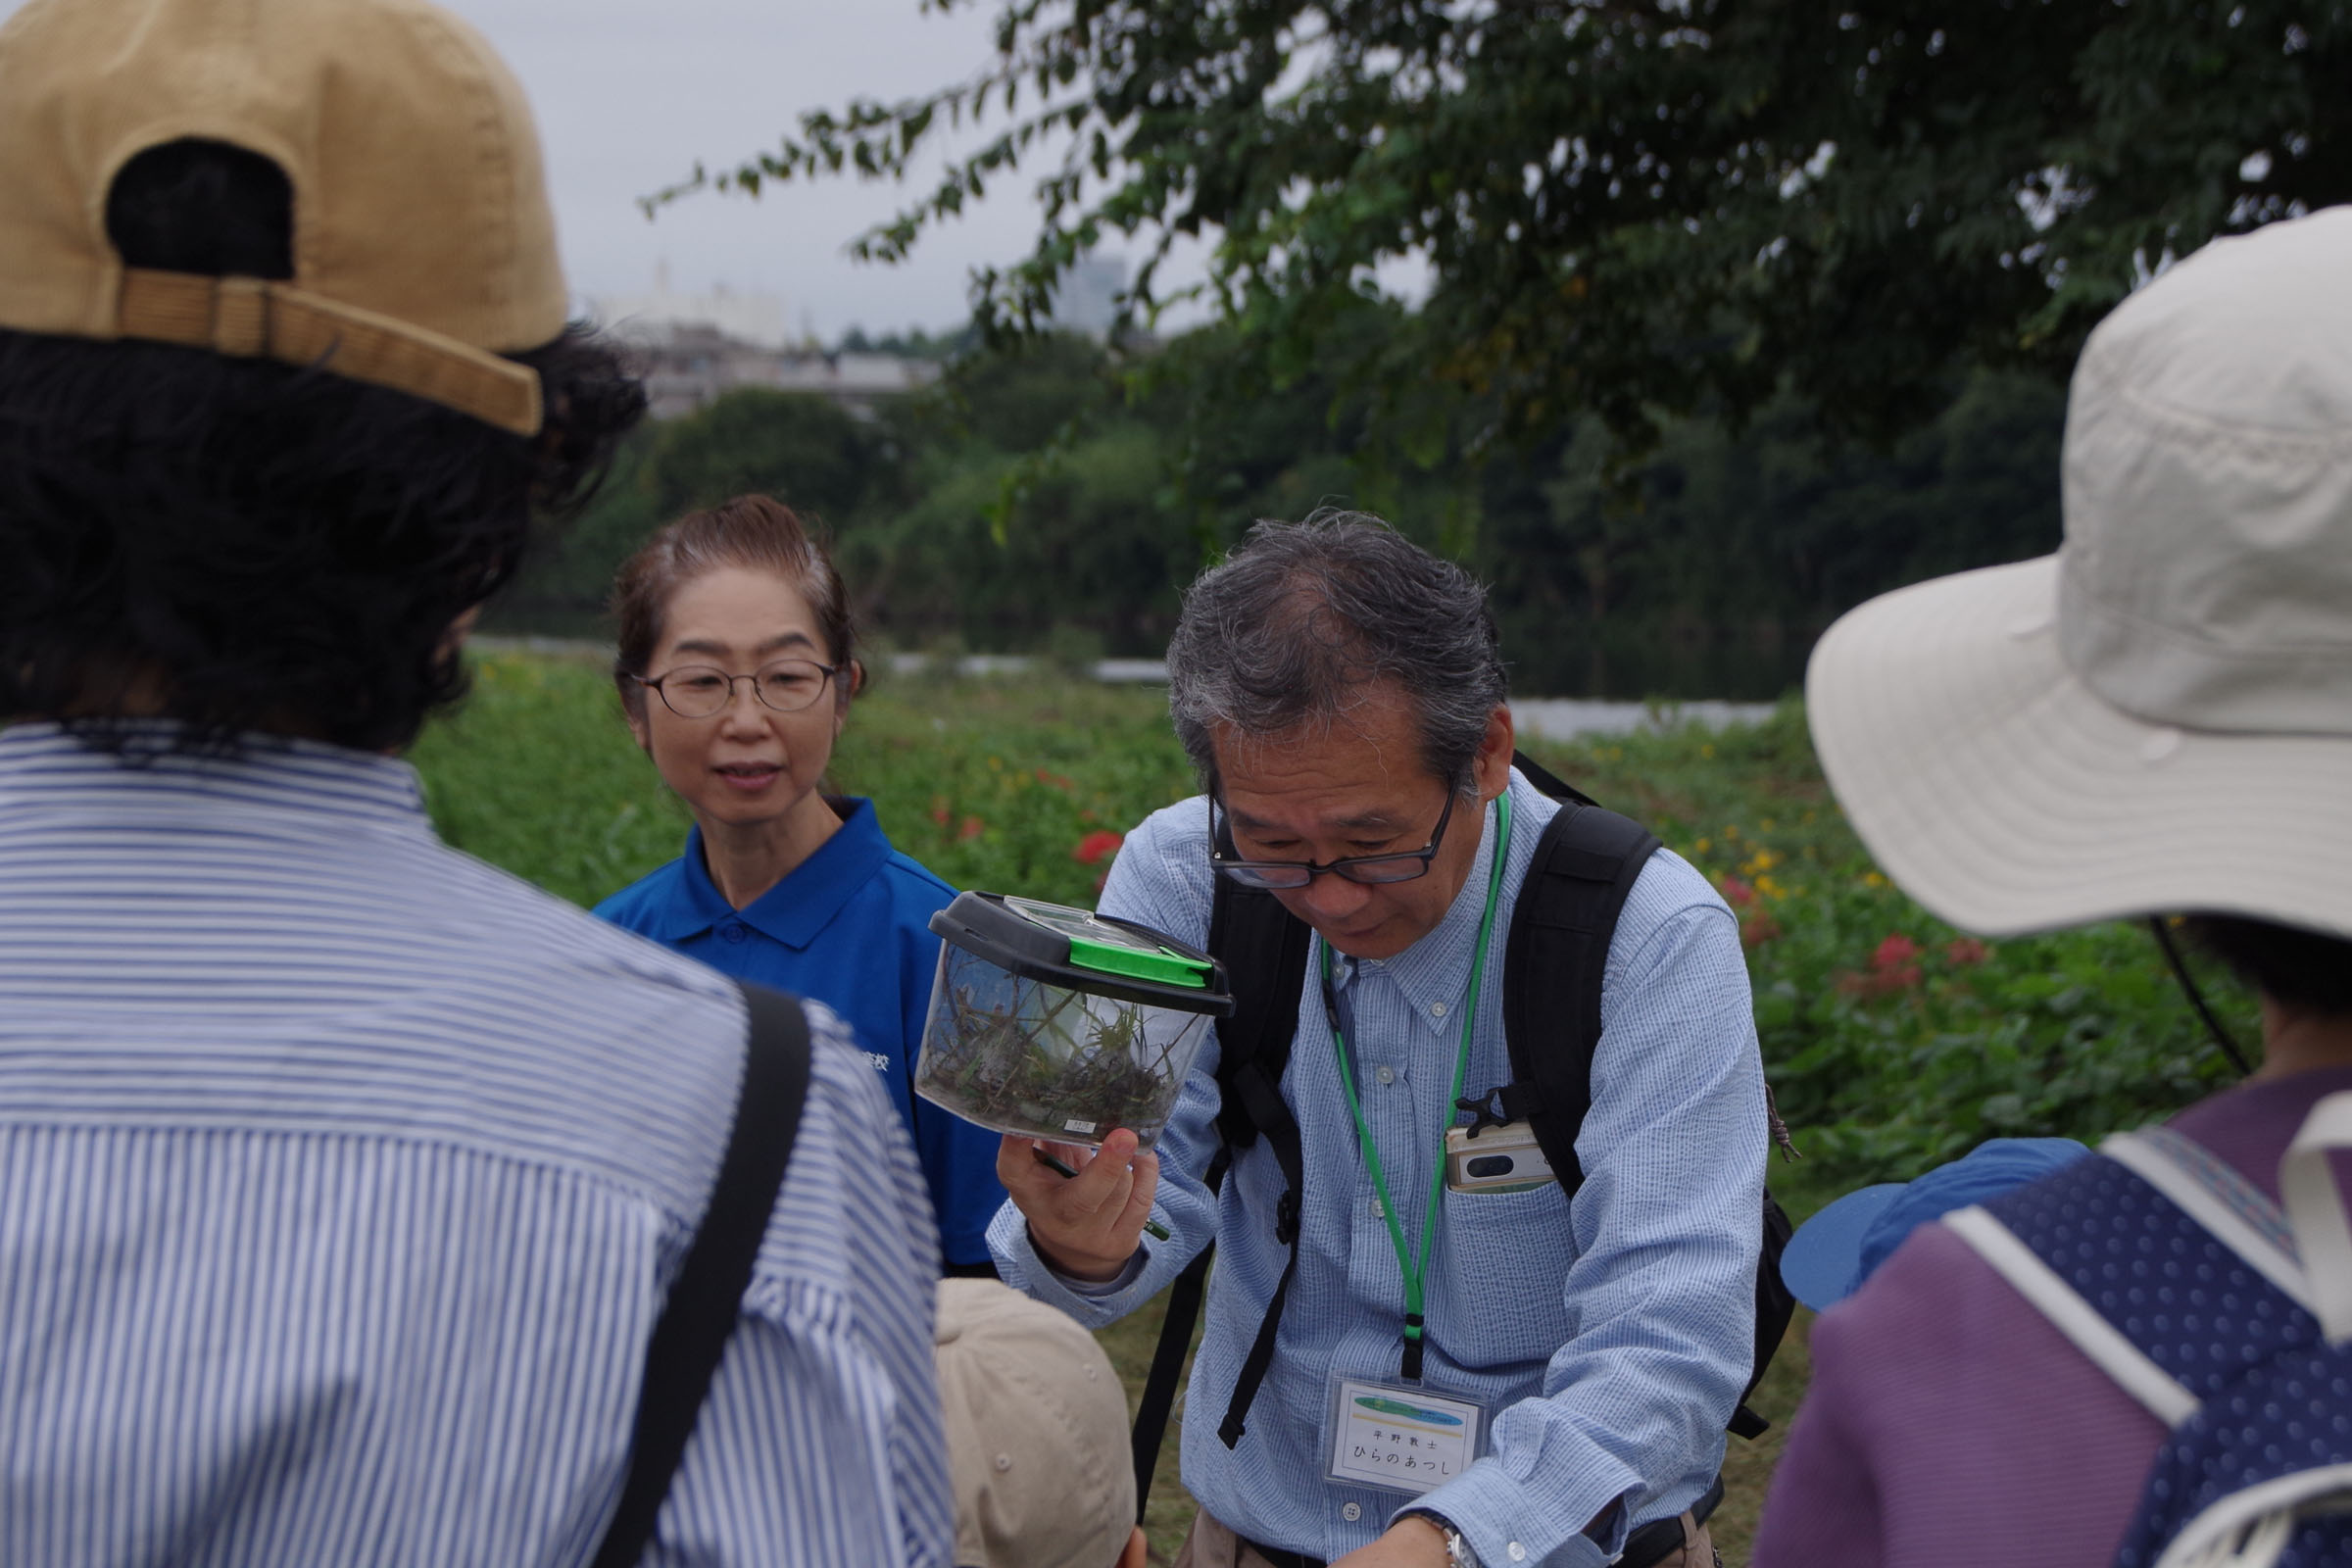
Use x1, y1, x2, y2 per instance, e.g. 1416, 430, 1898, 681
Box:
472, 641, 1779, 739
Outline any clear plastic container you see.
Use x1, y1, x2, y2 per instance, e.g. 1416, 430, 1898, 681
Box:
913, 893, 1233, 1148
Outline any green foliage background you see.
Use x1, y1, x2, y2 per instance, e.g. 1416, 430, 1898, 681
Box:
678, 1, 2350, 463
415, 652, 2254, 1184
497, 331, 2068, 700
411, 653, 2257, 1556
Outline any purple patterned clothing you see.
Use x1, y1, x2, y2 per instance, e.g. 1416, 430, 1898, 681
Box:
1752, 1065, 2352, 1568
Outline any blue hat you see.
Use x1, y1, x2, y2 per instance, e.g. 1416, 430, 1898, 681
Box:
1779, 1137, 2094, 1311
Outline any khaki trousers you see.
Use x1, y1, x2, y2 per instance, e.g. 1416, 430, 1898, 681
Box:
1174, 1507, 1721, 1568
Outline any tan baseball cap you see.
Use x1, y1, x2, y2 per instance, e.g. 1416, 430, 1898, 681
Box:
1807, 206, 2352, 942
935, 1280, 1137, 1568
0, 0, 568, 436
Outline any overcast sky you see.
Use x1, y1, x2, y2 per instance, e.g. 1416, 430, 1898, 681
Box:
0, 0, 1140, 341
456, 0, 1125, 340
451, 0, 1115, 340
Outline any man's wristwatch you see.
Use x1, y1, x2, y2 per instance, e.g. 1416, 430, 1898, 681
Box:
1404, 1511, 1477, 1568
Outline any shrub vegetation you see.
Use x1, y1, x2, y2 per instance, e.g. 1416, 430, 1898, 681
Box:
416, 652, 2255, 1185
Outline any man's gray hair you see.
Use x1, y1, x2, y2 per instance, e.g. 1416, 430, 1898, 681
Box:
1167, 513, 1508, 793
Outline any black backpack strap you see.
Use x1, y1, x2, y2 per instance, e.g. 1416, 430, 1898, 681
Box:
1132, 873, 1315, 1499
1209, 875, 1314, 1155
1507, 747, 1600, 809
1128, 1143, 1226, 1518
1494, 800, 1660, 1197
1490, 786, 1795, 1440
589, 982, 813, 1568
1734, 1191, 1796, 1439
1202, 875, 1313, 1449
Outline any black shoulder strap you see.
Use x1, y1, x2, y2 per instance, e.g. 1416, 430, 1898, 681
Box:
1491, 797, 1660, 1197
1507, 748, 1601, 809
1137, 874, 1315, 1508
1128, 1144, 1225, 1517
1207, 875, 1314, 1154
1490, 771, 1795, 1441
1201, 873, 1312, 1450
589, 982, 813, 1568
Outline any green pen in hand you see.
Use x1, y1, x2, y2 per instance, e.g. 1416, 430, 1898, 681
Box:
1032, 1147, 1172, 1241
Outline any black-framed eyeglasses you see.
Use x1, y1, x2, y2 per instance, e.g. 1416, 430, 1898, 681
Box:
1207, 787, 1458, 890
628, 658, 839, 718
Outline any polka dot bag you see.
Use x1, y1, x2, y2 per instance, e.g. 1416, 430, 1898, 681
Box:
1943, 1093, 2352, 1568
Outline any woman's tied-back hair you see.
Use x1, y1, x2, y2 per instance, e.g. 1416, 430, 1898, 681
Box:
0, 138, 645, 754
1166, 512, 1508, 793
610, 494, 859, 714
2186, 914, 2352, 1016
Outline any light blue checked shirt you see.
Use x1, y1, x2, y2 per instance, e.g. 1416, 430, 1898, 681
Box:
0, 723, 951, 1568
992, 769, 1765, 1567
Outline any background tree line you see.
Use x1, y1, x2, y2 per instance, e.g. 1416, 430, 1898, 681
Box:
568, 2, 2343, 698
498, 318, 2062, 698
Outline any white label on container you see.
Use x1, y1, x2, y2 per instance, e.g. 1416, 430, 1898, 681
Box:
1062, 1118, 1099, 1136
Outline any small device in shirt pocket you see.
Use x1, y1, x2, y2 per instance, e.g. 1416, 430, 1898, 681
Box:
1443, 1120, 1557, 1194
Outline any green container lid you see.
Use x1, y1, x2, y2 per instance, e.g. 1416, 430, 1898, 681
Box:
927, 892, 1233, 1017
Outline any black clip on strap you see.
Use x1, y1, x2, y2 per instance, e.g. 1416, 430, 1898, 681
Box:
1454, 1083, 1542, 1138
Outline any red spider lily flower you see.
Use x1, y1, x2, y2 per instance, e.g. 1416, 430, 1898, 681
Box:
1855, 933, 1923, 993
958, 814, 986, 842
1944, 937, 1991, 966
1073, 829, 1125, 865
1720, 874, 1755, 906
1872, 934, 1921, 972
929, 796, 952, 826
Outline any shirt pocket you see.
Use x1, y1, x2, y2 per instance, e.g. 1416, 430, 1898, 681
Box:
1426, 1181, 1577, 1370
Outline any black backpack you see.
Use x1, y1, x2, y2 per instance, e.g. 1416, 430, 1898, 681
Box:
1130, 753, 1795, 1513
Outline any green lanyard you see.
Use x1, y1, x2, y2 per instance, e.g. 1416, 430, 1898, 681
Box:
1325, 788, 1512, 1383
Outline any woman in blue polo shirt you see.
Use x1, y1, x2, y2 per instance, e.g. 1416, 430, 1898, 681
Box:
594, 493, 1005, 1273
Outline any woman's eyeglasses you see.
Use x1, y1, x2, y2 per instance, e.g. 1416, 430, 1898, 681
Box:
628, 659, 838, 718
1207, 788, 1457, 889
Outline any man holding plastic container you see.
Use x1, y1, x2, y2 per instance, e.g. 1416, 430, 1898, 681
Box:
990, 514, 1767, 1568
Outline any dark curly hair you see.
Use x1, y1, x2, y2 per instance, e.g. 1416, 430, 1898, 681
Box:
0, 139, 646, 753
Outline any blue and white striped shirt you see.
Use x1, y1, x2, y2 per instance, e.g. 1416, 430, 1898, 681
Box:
992, 770, 1765, 1568
0, 723, 952, 1567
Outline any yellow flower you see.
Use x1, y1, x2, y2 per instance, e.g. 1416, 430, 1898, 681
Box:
1760, 817, 1778, 832
1749, 848, 1780, 872
1692, 837, 1712, 856
1863, 870, 1886, 888
1755, 874, 1787, 900
1723, 824, 1741, 841
1699, 743, 1716, 760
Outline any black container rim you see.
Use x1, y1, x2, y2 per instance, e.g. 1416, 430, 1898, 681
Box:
927, 891, 1236, 1017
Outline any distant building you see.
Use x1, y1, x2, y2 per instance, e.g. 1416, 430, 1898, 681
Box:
1050, 255, 1127, 338
587, 263, 792, 351
613, 320, 942, 421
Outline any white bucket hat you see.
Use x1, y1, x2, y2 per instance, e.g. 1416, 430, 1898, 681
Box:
1807, 205, 2352, 943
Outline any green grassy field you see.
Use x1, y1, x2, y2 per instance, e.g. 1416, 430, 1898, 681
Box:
411, 650, 2249, 1562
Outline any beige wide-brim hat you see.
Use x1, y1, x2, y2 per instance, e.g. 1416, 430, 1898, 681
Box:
1809, 206, 2352, 944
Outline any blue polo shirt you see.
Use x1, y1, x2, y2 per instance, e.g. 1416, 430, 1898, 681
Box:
594, 799, 1005, 1269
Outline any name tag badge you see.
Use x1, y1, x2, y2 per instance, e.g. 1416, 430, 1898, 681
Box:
1323, 1372, 1489, 1495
